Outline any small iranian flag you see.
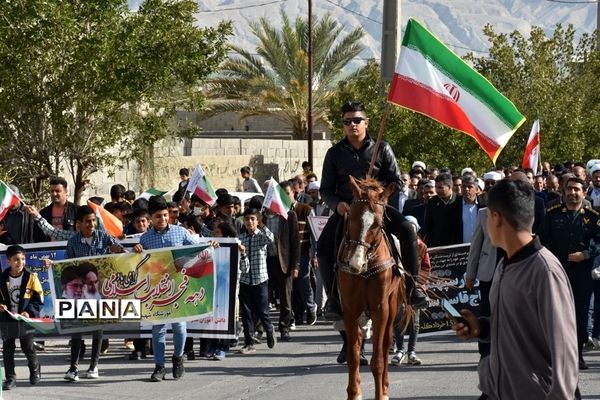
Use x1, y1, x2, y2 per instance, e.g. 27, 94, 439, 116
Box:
6, 310, 55, 334
87, 200, 123, 237
138, 188, 167, 201
521, 119, 540, 175
388, 19, 526, 163
262, 178, 291, 219
187, 165, 217, 206
0, 181, 21, 222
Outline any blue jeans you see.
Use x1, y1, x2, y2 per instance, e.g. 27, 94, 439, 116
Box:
152, 322, 187, 366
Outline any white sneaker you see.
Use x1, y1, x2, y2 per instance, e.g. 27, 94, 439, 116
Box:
390, 351, 406, 366
593, 337, 600, 350
64, 367, 79, 381
407, 352, 422, 365
85, 367, 99, 379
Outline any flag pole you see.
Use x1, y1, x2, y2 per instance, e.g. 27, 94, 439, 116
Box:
367, 103, 391, 178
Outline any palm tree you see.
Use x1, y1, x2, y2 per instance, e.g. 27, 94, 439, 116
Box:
207, 11, 364, 139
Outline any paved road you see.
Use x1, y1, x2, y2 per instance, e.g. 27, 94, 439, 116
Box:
3, 320, 600, 400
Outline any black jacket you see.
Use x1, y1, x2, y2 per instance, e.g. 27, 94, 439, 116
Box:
0, 268, 44, 339
33, 201, 78, 242
422, 193, 459, 247
320, 135, 401, 211
0, 204, 36, 245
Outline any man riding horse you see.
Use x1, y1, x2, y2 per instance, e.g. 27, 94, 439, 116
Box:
318, 101, 428, 320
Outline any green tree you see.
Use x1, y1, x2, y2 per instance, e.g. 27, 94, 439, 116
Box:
207, 11, 364, 139
329, 24, 598, 173
0, 0, 231, 204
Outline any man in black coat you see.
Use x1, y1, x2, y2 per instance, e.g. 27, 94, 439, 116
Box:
33, 177, 77, 243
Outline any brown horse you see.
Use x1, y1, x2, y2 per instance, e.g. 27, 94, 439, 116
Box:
337, 176, 410, 400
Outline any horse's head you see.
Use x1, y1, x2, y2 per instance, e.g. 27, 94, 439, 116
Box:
340, 175, 396, 275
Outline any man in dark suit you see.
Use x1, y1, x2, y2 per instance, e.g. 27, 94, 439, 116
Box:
423, 173, 458, 247
263, 183, 300, 342
448, 174, 486, 244
33, 177, 77, 243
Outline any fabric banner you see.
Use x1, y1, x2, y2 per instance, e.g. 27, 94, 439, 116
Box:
0, 238, 239, 338
420, 243, 481, 334
49, 243, 216, 333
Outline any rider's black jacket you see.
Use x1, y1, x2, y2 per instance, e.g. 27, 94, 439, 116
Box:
320, 135, 402, 211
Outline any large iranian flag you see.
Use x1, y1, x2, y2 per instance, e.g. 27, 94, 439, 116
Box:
0, 181, 21, 222
262, 178, 291, 219
388, 18, 526, 163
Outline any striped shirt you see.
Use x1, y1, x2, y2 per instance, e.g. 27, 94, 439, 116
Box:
139, 224, 199, 250
238, 226, 274, 285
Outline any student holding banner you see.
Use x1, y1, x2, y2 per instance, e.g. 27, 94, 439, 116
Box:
62, 205, 125, 382
133, 195, 200, 382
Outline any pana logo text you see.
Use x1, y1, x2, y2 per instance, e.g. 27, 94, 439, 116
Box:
55, 299, 142, 320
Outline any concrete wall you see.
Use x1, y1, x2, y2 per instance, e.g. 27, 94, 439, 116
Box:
78, 137, 332, 201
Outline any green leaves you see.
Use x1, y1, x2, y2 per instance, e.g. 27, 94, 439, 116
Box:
0, 0, 231, 203
207, 11, 365, 139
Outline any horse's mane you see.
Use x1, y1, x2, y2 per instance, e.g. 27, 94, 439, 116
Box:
355, 176, 386, 209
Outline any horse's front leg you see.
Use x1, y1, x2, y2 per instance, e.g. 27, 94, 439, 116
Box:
382, 278, 400, 400
340, 274, 363, 400
368, 273, 392, 400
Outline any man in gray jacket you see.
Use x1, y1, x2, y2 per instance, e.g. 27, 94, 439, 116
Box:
465, 207, 498, 361
454, 179, 579, 399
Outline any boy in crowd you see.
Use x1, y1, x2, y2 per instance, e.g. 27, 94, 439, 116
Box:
0, 245, 43, 390
63, 205, 125, 381
237, 208, 276, 353
133, 195, 200, 382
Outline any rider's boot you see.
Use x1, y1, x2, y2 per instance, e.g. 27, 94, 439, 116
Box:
318, 252, 343, 321
407, 276, 428, 309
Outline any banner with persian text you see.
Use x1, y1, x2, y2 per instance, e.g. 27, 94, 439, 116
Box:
0, 238, 239, 338
420, 243, 481, 334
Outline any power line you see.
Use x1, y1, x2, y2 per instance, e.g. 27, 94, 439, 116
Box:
323, 0, 382, 24
544, 0, 597, 3
198, 0, 288, 13
323, 0, 489, 54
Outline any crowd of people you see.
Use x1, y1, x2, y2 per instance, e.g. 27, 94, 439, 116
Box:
1, 100, 599, 399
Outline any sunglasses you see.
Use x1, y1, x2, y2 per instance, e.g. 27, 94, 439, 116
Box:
342, 117, 366, 126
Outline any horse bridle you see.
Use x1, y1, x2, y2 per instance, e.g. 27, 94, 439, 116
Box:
337, 198, 396, 278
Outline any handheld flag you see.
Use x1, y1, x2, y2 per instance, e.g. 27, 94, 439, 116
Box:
6, 310, 55, 334
262, 178, 291, 219
0, 181, 21, 223
521, 119, 540, 175
388, 18, 526, 163
87, 200, 123, 237
137, 188, 167, 201
187, 165, 217, 206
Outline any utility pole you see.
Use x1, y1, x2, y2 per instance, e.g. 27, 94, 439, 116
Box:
381, 0, 401, 82
307, 0, 314, 167
597, 0, 599, 50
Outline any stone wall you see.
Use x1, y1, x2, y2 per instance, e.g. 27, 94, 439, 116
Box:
78, 137, 332, 201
